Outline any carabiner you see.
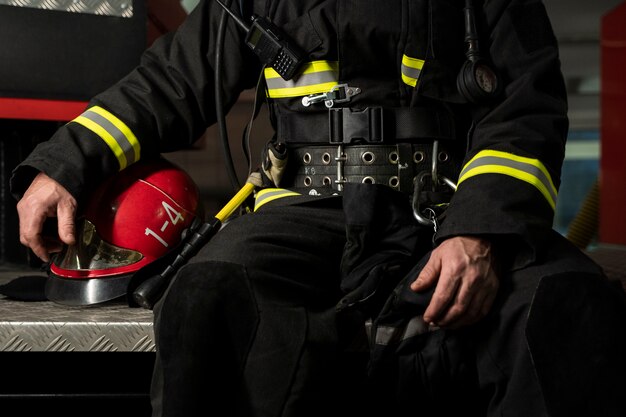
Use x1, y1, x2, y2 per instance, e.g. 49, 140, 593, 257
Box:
412, 172, 457, 228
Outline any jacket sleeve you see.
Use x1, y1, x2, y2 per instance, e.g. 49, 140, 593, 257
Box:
436, 0, 569, 262
10, 0, 261, 200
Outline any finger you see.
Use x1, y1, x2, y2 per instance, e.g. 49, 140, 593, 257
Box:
440, 287, 486, 328
28, 240, 50, 263
411, 255, 440, 292
18, 210, 51, 262
57, 199, 77, 245
42, 236, 65, 256
439, 274, 499, 328
423, 273, 460, 324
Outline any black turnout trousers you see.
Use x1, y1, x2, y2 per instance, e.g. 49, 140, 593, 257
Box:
148, 185, 626, 417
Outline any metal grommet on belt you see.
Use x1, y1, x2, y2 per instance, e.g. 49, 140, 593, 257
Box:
361, 151, 376, 164
284, 143, 458, 194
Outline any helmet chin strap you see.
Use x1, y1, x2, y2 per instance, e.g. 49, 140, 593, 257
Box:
0, 274, 48, 302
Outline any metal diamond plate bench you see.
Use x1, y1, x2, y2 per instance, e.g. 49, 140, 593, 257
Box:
0, 272, 155, 415
0, 297, 155, 352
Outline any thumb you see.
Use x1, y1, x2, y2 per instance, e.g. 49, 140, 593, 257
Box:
57, 199, 77, 246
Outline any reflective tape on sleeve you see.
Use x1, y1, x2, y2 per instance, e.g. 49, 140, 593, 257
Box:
265, 61, 339, 98
458, 150, 558, 210
401, 54, 425, 88
71, 106, 141, 170
254, 188, 301, 211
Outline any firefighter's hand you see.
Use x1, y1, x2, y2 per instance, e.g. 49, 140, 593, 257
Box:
410, 236, 499, 329
16, 172, 77, 262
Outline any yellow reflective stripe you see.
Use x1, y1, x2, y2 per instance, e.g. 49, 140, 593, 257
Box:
402, 55, 425, 70
265, 60, 338, 79
265, 61, 339, 98
73, 115, 128, 170
89, 106, 141, 163
71, 106, 141, 171
401, 73, 418, 88
458, 150, 558, 210
254, 188, 301, 211
266, 81, 339, 98
401, 54, 425, 88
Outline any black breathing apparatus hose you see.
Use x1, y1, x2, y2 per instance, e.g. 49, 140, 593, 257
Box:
215, 0, 241, 191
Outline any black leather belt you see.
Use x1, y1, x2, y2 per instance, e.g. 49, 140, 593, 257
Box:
280, 143, 460, 194
277, 106, 455, 144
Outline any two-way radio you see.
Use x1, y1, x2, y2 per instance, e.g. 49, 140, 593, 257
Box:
214, 0, 306, 81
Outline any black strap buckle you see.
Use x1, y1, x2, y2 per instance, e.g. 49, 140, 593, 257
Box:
329, 107, 384, 144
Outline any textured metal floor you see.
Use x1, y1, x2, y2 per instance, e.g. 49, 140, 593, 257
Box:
0, 266, 155, 352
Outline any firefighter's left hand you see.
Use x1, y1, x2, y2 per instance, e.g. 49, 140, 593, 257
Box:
410, 235, 499, 329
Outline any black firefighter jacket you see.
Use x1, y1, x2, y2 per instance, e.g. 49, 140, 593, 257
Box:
12, 4, 626, 415
12, 0, 568, 266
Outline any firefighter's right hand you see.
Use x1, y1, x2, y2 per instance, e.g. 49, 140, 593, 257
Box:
16, 172, 77, 262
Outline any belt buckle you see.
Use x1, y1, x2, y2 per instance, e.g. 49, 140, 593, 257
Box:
329, 107, 384, 144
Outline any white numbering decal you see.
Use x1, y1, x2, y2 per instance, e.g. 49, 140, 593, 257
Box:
145, 201, 185, 247
163, 201, 184, 225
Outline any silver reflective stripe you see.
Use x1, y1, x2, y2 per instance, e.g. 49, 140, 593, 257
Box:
265, 61, 339, 98
72, 106, 141, 170
374, 316, 430, 346
254, 188, 301, 211
401, 54, 425, 88
80, 108, 138, 167
402, 64, 421, 80
0, 0, 133, 17
265, 71, 337, 92
458, 150, 558, 210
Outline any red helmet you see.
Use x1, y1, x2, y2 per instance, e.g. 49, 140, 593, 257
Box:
46, 158, 202, 306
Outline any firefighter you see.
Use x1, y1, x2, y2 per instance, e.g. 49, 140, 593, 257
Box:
11, 0, 626, 416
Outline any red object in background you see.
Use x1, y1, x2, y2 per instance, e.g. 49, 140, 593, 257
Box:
0, 98, 87, 122
147, 0, 188, 45
0, 0, 187, 122
599, 2, 626, 245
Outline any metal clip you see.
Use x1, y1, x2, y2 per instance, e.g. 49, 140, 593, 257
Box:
301, 84, 361, 108
412, 171, 457, 229
334, 144, 347, 191
431, 140, 439, 190
424, 208, 439, 234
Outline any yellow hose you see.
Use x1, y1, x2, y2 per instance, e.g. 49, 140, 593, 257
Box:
566, 178, 600, 250
215, 182, 256, 222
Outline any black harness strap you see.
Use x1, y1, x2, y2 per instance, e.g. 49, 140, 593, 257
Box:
277, 106, 455, 144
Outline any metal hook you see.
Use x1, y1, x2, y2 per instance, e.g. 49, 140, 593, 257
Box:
412, 172, 458, 228
431, 140, 439, 190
